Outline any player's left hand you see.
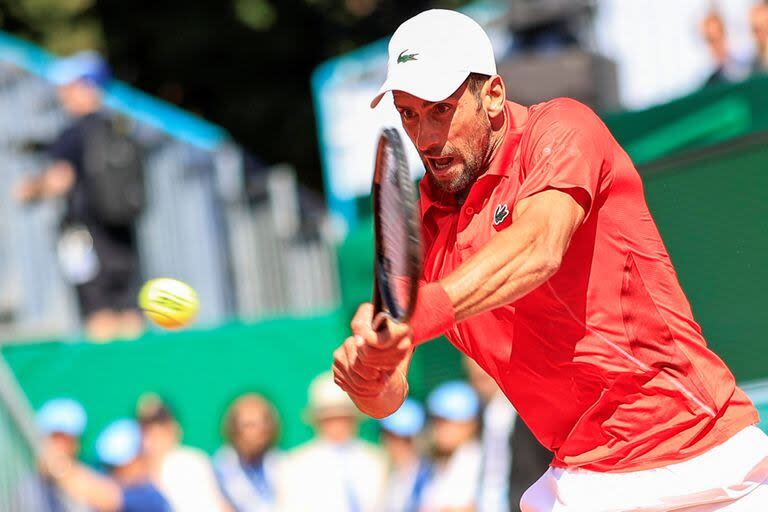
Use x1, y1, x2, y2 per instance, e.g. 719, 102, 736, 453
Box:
352, 303, 413, 372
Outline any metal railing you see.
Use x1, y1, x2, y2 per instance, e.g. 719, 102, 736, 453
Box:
0, 60, 339, 343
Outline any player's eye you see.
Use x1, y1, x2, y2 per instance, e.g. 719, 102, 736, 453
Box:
399, 108, 416, 120
434, 103, 452, 115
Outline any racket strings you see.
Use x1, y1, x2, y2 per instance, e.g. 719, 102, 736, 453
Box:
377, 146, 415, 315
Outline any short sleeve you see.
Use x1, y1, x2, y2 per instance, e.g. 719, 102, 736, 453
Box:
517, 99, 610, 217
47, 123, 84, 168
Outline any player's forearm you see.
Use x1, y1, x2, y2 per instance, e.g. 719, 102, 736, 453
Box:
440, 217, 562, 322
350, 356, 410, 418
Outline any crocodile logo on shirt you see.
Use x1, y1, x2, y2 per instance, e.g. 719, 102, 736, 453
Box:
397, 50, 419, 64
493, 204, 510, 226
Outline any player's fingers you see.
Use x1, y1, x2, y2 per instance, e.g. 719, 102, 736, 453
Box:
350, 303, 379, 346
340, 338, 386, 395
369, 318, 412, 349
342, 337, 381, 381
350, 303, 374, 331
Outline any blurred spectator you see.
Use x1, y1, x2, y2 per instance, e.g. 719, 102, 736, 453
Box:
37, 397, 88, 460
13, 51, 145, 342
751, 2, 768, 74
33, 398, 88, 511
137, 393, 231, 512
421, 381, 482, 512
39, 418, 169, 512
700, 10, 751, 86
378, 398, 433, 512
95, 419, 171, 511
214, 393, 282, 512
464, 357, 515, 512
277, 371, 386, 512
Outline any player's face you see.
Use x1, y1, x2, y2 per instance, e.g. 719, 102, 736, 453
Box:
394, 81, 492, 196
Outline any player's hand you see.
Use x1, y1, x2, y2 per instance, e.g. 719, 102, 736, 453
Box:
332, 334, 388, 397
352, 303, 413, 372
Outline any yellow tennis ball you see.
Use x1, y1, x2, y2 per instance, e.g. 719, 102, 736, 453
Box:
139, 278, 199, 330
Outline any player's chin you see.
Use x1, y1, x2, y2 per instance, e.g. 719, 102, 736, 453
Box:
429, 167, 466, 193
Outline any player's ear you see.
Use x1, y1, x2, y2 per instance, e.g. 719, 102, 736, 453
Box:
483, 75, 506, 123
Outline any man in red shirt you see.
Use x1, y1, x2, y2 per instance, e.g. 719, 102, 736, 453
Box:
332, 9, 768, 511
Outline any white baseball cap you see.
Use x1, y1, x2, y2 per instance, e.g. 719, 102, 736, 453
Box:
370, 9, 497, 108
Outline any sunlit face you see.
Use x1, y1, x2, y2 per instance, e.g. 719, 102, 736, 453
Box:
430, 416, 477, 456
752, 6, 768, 52
394, 80, 493, 196
316, 414, 358, 443
57, 80, 101, 116
140, 421, 179, 460
48, 432, 80, 459
232, 400, 276, 460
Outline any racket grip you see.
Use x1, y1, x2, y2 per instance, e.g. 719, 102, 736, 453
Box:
372, 312, 390, 333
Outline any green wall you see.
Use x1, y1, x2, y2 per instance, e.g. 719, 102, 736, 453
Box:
640, 136, 768, 381
2, 314, 348, 461
1, 310, 464, 462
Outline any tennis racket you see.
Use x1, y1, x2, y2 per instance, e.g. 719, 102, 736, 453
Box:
371, 128, 422, 331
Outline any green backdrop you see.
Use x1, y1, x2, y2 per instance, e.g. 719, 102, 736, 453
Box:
1, 311, 464, 462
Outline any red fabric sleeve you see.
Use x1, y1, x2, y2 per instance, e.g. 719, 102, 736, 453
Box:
409, 282, 455, 345
517, 99, 610, 218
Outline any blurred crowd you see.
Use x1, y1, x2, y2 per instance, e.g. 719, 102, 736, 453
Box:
699, 1, 768, 86
27, 359, 551, 512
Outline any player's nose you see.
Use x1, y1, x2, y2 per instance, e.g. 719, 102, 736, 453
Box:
415, 121, 442, 154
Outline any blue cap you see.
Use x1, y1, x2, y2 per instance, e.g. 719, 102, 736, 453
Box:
427, 381, 480, 421
380, 398, 425, 437
95, 419, 142, 467
48, 51, 111, 88
37, 398, 87, 437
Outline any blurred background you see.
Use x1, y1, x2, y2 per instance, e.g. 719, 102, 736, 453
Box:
1, 0, 767, 511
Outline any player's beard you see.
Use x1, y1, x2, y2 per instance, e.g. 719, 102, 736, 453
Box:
423, 112, 492, 196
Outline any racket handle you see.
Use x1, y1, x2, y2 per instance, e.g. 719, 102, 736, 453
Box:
372, 311, 390, 333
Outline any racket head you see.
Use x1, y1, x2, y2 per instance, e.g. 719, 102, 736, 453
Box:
371, 128, 421, 323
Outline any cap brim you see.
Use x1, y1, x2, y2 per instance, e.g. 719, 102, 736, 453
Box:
370, 68, 471, 108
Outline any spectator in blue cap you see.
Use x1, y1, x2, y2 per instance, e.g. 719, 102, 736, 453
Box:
37, 397, 87, 459
421, 381, 482, 511
378, 398, 433, 512
34, 398, 87, 511
40, 418, 171, 512
14, 49, 145, 343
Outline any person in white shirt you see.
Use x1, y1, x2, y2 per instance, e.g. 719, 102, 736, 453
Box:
378, 398, 433, 512
420, 381, 482, 512
277, 371, 386, 512
214, 393, 282, 512
137, 394, 231, 512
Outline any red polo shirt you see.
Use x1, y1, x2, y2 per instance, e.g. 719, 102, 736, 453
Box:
419, 98, 757, 472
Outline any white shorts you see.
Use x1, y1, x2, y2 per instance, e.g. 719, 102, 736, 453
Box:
520, 426, 768, 512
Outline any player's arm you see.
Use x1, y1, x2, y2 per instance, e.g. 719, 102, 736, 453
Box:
333, 303, 413, 418
441, 188, 585, 321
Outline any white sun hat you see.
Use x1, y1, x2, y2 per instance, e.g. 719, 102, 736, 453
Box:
370, 9, 497, 108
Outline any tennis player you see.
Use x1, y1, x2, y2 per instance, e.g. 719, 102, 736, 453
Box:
331, 9, 768, 511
